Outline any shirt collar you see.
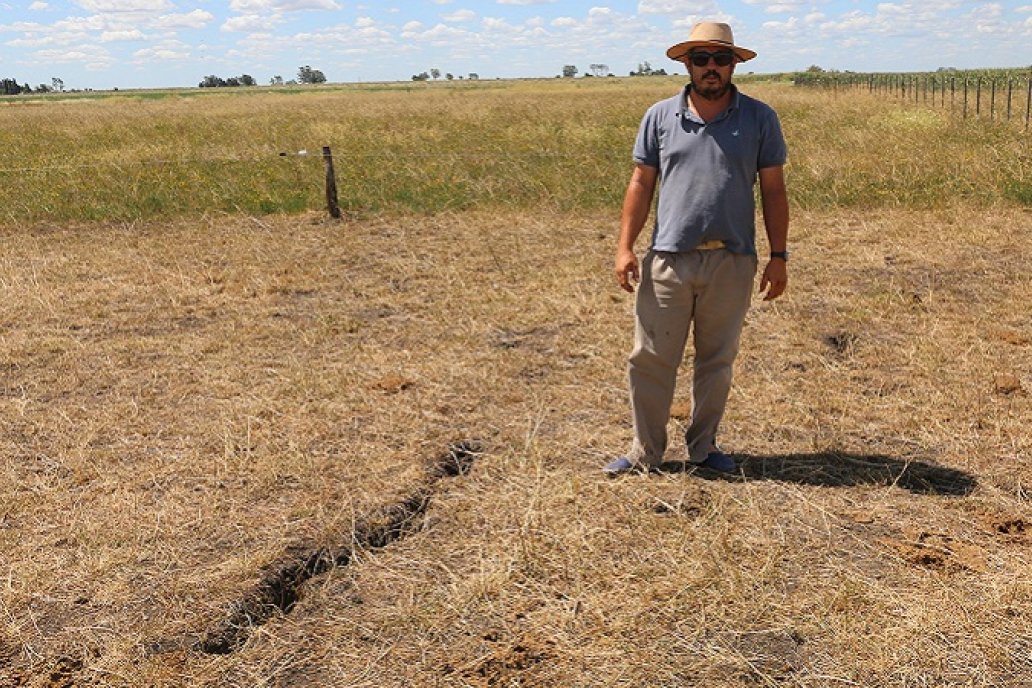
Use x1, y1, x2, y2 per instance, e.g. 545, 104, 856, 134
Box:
680, 83, 740, 123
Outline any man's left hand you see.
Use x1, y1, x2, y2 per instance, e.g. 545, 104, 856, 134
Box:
759, 260, 787, 301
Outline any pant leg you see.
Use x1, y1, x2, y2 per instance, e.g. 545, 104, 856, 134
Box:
685, 251, 757, 463
628, 251, 696, 467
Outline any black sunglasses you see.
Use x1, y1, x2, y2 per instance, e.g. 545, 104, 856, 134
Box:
688, 50, 735, 67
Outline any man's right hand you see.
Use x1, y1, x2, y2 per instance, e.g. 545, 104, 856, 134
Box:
615, 249, 640, 293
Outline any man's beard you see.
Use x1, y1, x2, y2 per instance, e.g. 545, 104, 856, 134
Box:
693, 71, 731, 100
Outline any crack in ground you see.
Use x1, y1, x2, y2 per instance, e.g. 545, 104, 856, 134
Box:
151, 441, 481, 657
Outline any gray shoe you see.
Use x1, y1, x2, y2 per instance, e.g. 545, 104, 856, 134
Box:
603, 457, 644, 476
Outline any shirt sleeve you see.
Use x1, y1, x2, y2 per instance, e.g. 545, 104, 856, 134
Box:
632, 105, 660, 168
757, 108, 788, 170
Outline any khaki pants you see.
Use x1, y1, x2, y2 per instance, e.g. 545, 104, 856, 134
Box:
628, 249, 756, 467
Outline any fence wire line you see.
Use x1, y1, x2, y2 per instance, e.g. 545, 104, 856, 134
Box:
0, 149, 627, 176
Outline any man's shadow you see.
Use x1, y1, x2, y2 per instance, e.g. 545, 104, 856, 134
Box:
659, 451, 976, 496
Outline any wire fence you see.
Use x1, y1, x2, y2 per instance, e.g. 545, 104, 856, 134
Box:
794, 72, 1032, 129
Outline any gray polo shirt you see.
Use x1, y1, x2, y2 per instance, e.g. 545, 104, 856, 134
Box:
633, 84, 787, 255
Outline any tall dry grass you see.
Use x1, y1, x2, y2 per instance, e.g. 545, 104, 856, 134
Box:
0, 78, 1028, 226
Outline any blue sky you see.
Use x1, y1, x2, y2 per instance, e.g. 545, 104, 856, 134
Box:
0, 0, 1030, 90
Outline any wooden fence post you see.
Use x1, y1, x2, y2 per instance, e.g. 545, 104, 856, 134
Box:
1026, 78, 1031, 130
322, 146, 341, 220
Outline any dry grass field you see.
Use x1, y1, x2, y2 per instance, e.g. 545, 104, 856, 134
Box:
1, 80, 1031, 686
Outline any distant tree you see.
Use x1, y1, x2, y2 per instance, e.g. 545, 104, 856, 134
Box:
198, 74, 256, 88
562, 64, 578, 78
430, 68, 441, 80
589, 63, 609, 77
270, 75, 284, 85
468, 72, 479, 80
297, 65, 327, 84
631, 61, 652, 76
412, 72, 430, 81
445, 72, 454, 81
51, 77, 64, 92
36, 83, 51, 93
806, 64, 824, 73
1, 79, 26, 95
630, 62, 666, 77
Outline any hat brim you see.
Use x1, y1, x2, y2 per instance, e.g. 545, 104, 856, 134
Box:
666, 40, 756, 62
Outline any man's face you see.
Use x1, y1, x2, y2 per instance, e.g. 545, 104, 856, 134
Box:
684, 46, 736, 100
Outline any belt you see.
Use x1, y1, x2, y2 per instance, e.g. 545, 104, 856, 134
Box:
695, 240, 726, 251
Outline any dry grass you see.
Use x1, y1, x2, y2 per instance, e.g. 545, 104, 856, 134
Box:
1, 200, 1030, 686
0, 79, 1029, 223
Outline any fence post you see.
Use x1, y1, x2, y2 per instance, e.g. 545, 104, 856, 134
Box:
322, 146, 341, 220
990, 79, 996, 121
1007, 79, 1012, 122
1026, 78, 1031, 130
963, 78, 968, 118
976, 78, 982, 118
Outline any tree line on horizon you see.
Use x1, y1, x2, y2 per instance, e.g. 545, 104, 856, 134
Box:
200, 65, 327, 88
1, 77, 66, 95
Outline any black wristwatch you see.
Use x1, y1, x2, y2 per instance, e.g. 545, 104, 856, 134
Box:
770, 251, 789, 261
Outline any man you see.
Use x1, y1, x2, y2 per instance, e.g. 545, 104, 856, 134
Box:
604, 22, 789, 476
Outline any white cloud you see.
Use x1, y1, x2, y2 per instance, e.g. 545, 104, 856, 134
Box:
638, 0, 718, 14
133, 45, 189, 60
355, 16, 374, 27
443, 9, 475, 21
7, 33, 85, 46
100, 28, 144, 40
550, 16, 576, 27
34, 44, 114, 68
276, 0, 340, 10
222, 13, 280, 31
229, 0, 338, 11
482, 16, 515, 30
28, 2, 48, 9
151, 9, 213, 29
229, 0, 271, 10
401, 20, 423, 32
74, 0, 172, 12
743, 0, 807, 12
497, 0, 557, 4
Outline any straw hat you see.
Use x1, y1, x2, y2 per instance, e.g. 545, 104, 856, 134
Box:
666, 22, 756, 62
